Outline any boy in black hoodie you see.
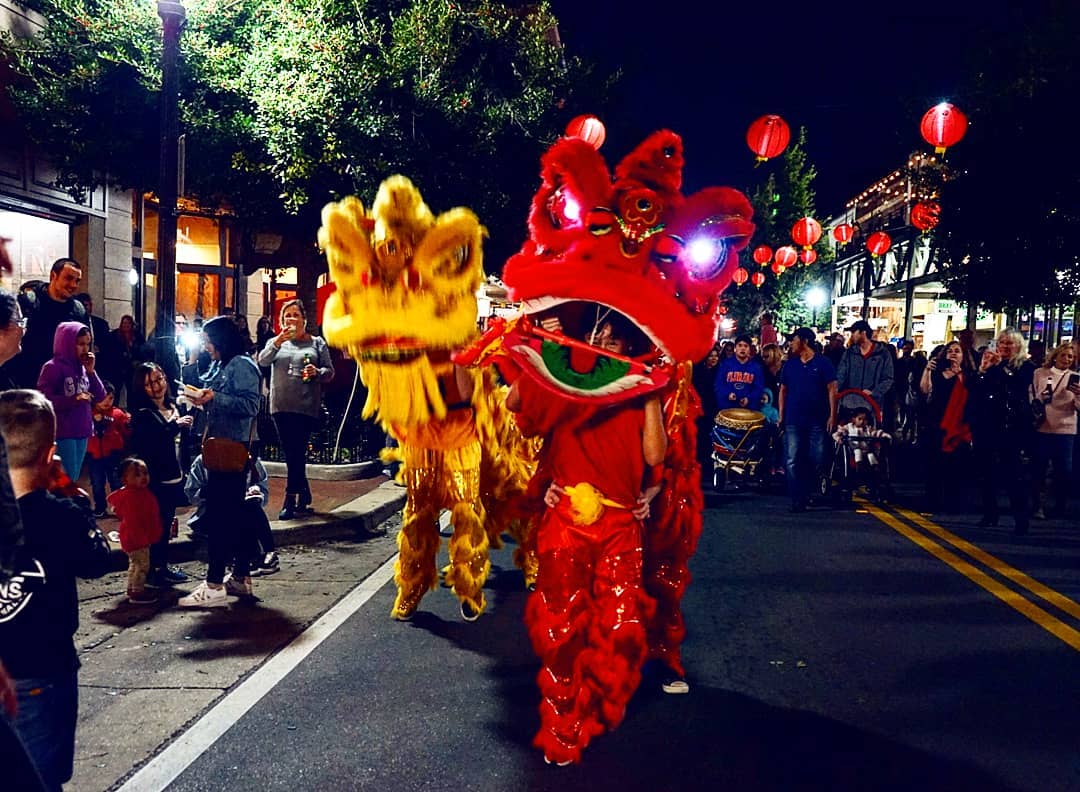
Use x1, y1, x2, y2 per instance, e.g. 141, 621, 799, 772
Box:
0, 390, 110, 790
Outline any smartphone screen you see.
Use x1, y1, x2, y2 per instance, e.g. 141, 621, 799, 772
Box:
1070, 373, 1080, 387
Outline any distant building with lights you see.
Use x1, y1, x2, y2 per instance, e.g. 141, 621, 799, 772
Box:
824, 153, 1009, 350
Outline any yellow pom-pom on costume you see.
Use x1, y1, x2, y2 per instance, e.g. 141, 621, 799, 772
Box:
319, 176, 535, 620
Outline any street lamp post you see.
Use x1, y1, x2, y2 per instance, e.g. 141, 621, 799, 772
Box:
154, 1, 185, 381
806, 286, 827, 330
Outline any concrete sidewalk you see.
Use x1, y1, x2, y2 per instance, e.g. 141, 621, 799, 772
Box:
71, 479, 408, 792
91, 474, 406, 570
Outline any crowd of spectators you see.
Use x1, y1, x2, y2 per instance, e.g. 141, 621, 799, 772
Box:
0, 251, 350, 786
692, 313, 1080, 528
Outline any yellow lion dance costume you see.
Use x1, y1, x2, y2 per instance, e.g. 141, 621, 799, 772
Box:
319, 176, 533, 621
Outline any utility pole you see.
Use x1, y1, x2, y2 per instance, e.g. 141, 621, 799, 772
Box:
154, 1, 186, 385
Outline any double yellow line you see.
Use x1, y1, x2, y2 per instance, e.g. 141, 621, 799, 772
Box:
857, 497, 1080, 652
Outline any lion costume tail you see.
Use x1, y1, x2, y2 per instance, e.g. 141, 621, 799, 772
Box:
642, 363, 704, 678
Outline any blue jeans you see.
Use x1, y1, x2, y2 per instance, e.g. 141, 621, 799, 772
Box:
88, 453, 122, 514
1034, 432, 1074, 512
11, 672, 78, 790
55, 438, 88, 482
784, 424, 827, 505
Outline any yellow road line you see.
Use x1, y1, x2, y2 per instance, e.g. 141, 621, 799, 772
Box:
856, 498, 1080, 653
891, 503, 1080, 622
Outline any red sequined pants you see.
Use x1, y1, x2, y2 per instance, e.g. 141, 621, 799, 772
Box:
524, 499, 655, 765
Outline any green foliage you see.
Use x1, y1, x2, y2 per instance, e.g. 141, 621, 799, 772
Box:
935, 0, 1079, 312
2, 0, 606, 271
724, 128, 833, 339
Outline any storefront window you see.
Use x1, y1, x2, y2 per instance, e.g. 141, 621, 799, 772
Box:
177, 272, 220, 321
177, 216, 221, 266
0, 211, 70, 288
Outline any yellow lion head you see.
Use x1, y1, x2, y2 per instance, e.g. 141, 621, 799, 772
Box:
319, 176, 487, 427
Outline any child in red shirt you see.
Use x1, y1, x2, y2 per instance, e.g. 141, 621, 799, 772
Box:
107, 458, 162, 604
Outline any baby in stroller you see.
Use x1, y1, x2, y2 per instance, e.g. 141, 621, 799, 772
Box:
831, 406, 892, 500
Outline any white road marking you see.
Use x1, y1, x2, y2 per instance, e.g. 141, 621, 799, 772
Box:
117, 554, 398, 792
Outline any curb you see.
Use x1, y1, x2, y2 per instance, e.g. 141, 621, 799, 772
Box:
260, 459, 383, 481
103, 480, 406, 570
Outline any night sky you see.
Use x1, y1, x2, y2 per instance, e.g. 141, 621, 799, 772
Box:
548, 0, 1024, 214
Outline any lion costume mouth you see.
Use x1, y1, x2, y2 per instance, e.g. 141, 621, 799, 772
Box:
503, 299, 669, 403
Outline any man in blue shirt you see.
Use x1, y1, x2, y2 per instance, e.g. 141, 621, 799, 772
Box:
714, 334, 765, 411
779, 328, 838, 512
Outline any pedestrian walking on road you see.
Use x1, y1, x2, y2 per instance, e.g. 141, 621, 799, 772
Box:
919, 341, 974, 511
778, 327, 838, 512
1030, 343, 1080, 520
836, 319, 894, 424
967, 329, 1036, 535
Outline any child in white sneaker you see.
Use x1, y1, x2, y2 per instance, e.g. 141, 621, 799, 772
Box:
107, 458, 162, 604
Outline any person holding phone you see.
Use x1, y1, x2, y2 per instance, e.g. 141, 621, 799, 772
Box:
919, 341, 975, 511
967, 329, 1036, 535
1031, 342, 1080, 519
256, 299, 334, 520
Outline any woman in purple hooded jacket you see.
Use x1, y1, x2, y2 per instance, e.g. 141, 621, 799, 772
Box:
36, 321, 105, 480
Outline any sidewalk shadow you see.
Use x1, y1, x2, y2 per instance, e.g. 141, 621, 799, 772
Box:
174, 603, 305, 661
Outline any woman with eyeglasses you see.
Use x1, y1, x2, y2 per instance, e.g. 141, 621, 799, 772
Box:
0, 290, 27, 389
130, 362, 194, 587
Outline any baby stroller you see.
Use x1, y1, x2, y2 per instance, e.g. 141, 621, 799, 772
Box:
711, 408, 767, 491
823, 390, 892, 503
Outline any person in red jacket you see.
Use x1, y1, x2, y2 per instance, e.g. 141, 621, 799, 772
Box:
86, 381, 130, 517
107, 458, 163, 604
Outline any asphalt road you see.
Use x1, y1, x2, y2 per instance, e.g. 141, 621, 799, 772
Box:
130, 487, 1080, 792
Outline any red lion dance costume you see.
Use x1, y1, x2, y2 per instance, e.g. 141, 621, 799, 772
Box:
464, 123, 754, 763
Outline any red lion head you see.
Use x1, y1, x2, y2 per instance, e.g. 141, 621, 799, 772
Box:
498, 129, 754, 404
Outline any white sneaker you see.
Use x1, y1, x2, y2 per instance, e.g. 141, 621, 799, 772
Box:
224, 575, 253, 598
177, 582, 230, 608
661, 677, 690, 695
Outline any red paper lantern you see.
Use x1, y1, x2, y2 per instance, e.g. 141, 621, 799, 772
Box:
750, 272, 766, 289
799, 248, 818, 265
910, 201, 941, 232
832, 223, 854, 244
774, 245, 798, 269
920, 103, 967, 154
731, 267, 749, 287
791, 217, 823, 249
752, 245, 773, 266
770, 261, 786, 276
565, 114, 606, 149
746, 115, 791, 162
866, 231, 892, 257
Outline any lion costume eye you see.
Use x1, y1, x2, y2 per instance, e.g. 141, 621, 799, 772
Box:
683, 236, 728, 281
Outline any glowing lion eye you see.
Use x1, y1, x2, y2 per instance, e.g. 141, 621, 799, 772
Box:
547, 187, 582, 230
684, 236, 727, 280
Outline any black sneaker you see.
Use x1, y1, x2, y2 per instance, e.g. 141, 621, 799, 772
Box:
151, 566, 189, 586
251, 552, 279, 576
